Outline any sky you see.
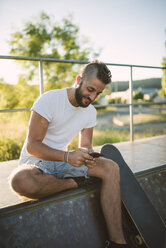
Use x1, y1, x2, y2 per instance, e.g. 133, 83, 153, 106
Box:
0, 0, 166, 83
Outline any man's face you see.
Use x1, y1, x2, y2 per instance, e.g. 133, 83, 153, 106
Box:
75, 75, 106, 108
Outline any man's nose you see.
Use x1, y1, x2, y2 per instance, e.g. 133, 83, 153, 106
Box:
89, 92, 97, 101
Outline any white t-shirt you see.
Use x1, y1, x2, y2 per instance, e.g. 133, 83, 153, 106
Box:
19, 88, 96, 164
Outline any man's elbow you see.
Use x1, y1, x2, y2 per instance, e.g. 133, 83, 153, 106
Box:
26, 139, 35, 155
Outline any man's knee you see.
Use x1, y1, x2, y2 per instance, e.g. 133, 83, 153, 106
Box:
87, 158, 120, 180
101, 159, 120, 180
9, 168, 38, 196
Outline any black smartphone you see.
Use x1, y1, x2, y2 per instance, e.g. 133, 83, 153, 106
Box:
89, 152, 104, 158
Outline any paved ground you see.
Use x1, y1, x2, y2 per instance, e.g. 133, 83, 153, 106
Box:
0, 135, 166, 209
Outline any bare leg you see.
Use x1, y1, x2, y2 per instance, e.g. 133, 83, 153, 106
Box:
9, 165, 77, 199
87, 158, 126, 244
10, 161, 125, 244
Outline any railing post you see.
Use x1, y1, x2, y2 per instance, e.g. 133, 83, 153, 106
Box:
39, 60, 44, 95
129, 66, 134, 141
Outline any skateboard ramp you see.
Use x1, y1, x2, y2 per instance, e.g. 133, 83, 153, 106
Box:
0, 165, 165, 248
136, 165, 166, 225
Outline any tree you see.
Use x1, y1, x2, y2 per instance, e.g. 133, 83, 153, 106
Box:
0, 81, 19, 109
133, 91, 143, 101
9, 12, 99, 91
16, 75, 39, 108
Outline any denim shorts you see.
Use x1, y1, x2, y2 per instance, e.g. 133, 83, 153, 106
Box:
19, 159, 89, 179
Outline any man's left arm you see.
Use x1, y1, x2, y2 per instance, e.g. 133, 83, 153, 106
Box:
79, 127, 99, 168
79, 127, 94, 153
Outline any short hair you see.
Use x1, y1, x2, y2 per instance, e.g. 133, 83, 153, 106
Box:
80, 60, 112, 85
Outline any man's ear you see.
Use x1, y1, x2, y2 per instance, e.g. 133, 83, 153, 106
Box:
76, 75, 81, 87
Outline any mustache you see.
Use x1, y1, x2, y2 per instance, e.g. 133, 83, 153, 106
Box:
85, 96, 92, 102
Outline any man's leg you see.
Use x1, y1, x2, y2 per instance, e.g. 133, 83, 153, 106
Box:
9, 165, 77, 199
87, 157, 126, 245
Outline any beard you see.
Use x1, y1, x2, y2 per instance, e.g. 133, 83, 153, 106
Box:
75, 82, 92, 108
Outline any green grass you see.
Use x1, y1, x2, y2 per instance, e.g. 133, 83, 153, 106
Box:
134, 113, 166, 124
65, 128, 164, 151
0, 110, 166, 161
0, 112, 29, 161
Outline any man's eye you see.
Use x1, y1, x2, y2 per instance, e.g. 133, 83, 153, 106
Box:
87, 87, 93, 92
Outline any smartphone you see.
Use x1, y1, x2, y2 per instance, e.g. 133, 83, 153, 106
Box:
89, 152, 104, 158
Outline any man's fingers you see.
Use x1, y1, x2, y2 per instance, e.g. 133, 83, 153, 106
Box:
83, 152, 95, 160
69, 149, 95, 167
85, 159, 96, 168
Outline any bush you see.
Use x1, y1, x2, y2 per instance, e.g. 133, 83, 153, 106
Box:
133, 91, 143, 100
108, 98, 122, 104
0, 138, 24, 161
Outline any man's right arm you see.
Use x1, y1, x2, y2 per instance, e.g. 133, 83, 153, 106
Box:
26, 111, 94, 166
26, 111, 65, 161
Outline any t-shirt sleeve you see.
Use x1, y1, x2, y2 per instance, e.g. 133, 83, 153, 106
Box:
31, 92, 53, 122
85, 106, 97, 128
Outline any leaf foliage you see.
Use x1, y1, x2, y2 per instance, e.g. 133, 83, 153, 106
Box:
9, 12, 98, 90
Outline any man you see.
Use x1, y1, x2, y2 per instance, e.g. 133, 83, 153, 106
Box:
10, 61, 128, 248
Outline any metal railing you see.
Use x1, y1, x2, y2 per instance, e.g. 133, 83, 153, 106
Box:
0, 55, 166, 141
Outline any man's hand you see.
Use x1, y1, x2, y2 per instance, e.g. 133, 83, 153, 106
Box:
68, 148, 97, 168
